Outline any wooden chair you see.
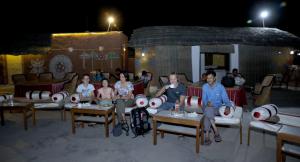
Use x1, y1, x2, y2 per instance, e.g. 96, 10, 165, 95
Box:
39, 72, 53, 82
26, 73, 39, 82
12, 74, 26, 84
252, 75, 275, 106
177, 73, 193, 86
247, 113, 300, 146
63, 75, 78, 94
159, 76, 169, 87
63, 72, 76, 81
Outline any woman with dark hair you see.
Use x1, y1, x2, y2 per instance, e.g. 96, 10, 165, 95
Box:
96, 78, 114, 105
114, 71, 134, 125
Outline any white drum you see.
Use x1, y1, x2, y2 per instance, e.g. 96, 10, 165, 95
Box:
70, 94, 80, 103
149, 95, 168, 108
0, 94, 11, 102
219, 106, 235, 118
135, 94, 148, 108
251, 104, 278, 121
52, 91, 69, 102
185, 96, 201, 107
26, 91, 51, 100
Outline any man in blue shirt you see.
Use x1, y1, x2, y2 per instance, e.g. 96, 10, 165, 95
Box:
202, 70, 231, 145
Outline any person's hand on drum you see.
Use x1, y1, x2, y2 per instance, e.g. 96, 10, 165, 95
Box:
224, 106, 231, 115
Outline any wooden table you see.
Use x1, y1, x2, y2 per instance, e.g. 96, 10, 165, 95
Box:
14, 97, 64, 126
0, 102, 33, 130
277, 125, 300, 162
152, 110, 204, 153
71, 104, 115, 138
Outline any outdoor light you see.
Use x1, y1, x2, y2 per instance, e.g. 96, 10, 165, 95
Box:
99, 46, 104, 52
107, 16, 115, 31
259, 10, 269, 27
290, 51, 295, 55
68, 47, 74, 52
247, 20, 252, 24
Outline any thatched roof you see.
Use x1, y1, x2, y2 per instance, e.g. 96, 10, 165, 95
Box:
0, 33, 51, 55
129, 26, 300, 48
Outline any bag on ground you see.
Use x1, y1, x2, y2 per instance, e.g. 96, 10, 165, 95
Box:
130, 107, 151, 137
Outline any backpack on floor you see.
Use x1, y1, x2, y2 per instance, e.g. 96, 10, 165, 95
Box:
130, 107, 151, 137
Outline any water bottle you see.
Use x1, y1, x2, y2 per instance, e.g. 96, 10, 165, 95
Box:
175, 100, 179, 112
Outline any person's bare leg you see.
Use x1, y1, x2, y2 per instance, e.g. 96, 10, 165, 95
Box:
210, 119, 219, 135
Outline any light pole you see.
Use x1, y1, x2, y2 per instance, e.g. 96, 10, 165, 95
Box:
107, 16, 115, 31
260, 10, 269, 27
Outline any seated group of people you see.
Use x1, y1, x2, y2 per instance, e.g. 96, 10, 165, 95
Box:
77, 70, 233, 146
76, 71, 134, 127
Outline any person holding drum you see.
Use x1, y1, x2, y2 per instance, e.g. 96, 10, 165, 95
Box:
155, 72, 186, 111
76, 74, 95, 100
202, 70, 232, 145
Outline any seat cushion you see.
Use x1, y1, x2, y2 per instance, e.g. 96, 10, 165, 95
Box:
215, 106, 243, 125
282, 143, 300, 156
249, 121, 282, 133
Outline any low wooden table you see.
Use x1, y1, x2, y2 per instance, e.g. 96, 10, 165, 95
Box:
277, 125, 300, 162
152, 111, 204, 153
71, 104, 115, 138
14, 97, 64, 126
0, 102, 33, 130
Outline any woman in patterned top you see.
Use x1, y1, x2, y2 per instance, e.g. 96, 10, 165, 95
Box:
114, 71, 134, 124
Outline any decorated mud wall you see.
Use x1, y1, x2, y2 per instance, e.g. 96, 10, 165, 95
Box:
47, 32, 128, 79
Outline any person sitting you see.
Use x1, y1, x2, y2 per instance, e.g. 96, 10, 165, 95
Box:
114, 71, 134, 125
76, 74, 95, 101
155, 72, 186, 111
96, 78, 114, 106
232, 68, 246, 86
95, 69, 104, 82
202, 70, 232, 145
140, 70, 151, 88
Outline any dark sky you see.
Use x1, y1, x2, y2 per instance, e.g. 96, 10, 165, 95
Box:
1, 0, 300, 38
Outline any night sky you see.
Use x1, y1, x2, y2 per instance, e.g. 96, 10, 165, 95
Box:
1, 0, 299, 38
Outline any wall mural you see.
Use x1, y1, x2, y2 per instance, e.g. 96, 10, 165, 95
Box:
79, 51, 120, 69
29, 58, 45, 74
49, 55, 73, 79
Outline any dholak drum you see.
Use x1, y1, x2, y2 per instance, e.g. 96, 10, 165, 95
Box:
149, 95, 167, 108
0, 94, 11, 102
219, 106, 235, 118
52, 91, 69, 102
219, 101, 236, 118
26, 91, 51, 100
70, 94, 80, 103
251, 104, 278, 121
184, 96, 201, 107
135, 94, 148, 108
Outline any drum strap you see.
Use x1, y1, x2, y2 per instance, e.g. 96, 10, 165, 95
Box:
29, 91, 34, 99
2, 95, 7, 99
261, 106, 272, 117
58, 92, 65, 99
270, 104, 278, 114
187, 96, 192, 106
39, 91, 43, 99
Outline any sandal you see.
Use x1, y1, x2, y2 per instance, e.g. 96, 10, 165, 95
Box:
204, 138, 212, 145
214, 134, 222, 142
